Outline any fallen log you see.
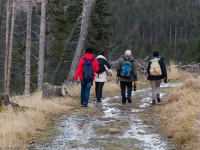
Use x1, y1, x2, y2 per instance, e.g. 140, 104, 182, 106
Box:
42, 82, 72, 99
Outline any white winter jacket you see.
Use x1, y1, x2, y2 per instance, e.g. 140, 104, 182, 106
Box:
94, 55, 112, 82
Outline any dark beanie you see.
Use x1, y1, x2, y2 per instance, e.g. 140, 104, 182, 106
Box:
99, 51, 104, 56
153, 51, 159, 57
85, 47, 93, 54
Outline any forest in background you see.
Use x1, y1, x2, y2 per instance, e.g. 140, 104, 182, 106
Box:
107, 0, 200, 62
0, 0, 200, 94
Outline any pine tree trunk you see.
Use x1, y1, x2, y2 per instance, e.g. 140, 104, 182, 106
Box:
154, 23, 157, 50
145, 26, 146, 41
169, 24, 172, 45
82, 0, 89, 24
6, 0, 16, 94
0, 0, 4, 27
174, 25, 177, 59
4, 0, 10, 92
67, 0, 96, 82
25, 1, 32, 95
143, 26, 145, 40
38, 0, 47, 90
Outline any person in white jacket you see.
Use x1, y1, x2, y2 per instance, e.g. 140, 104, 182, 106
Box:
95, 52, 112, 102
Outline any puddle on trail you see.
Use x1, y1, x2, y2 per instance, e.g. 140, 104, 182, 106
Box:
31, 83, 180, 150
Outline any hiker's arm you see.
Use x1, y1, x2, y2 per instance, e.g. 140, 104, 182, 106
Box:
147, 62, 151, 74
104, 60, 112, 76
161, 61, 167, 79
104, 65, 112, 76
132, 62, 138, 81
74, 58, 84, 80
104, 60, 111, 69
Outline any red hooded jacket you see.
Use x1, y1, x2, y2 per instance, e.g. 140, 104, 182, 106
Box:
74, 53, 99, 81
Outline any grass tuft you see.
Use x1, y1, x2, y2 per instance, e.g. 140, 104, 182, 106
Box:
158, 77, 200, 149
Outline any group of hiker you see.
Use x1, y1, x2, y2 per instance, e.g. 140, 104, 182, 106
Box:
74, 47, 167, 107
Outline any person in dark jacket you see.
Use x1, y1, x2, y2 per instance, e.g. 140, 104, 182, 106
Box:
116, 50, 138, 104
147, 51, 167, 105
74, 47, 99, 107
94, 51, 112, 102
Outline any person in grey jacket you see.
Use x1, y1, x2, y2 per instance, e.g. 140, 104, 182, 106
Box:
147, 51, 167, 105
94, 52, 112, 102
116, 50, 138, 104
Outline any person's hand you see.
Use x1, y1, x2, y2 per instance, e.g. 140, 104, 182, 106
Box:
134, 81, 138, 85
73, 78, 77, 81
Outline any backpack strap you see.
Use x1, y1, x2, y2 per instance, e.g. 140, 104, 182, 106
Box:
90, 57, 95, 63
123, 57, 128, 61
83, 57, 95, 63
83, 57, 87, 63
123, 57, 134, 63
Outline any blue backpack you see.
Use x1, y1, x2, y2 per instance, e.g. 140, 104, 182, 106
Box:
120, 58, 133, 78
82, 57, 95, 81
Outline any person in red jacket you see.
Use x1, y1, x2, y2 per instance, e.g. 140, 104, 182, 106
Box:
74, 47, 99, 107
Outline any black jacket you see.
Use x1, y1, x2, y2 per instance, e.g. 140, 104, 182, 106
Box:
147, 57, 167, 80
97, 57, 111, 69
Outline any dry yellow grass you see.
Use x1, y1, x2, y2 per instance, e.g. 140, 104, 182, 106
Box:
0, 107, 46, 148
0, 92, 78, 149
92, 81, 121, 95
167, 60, 195, 81
158, 77, 200, 149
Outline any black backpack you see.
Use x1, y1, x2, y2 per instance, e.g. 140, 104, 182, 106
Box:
82, 57, 95, 81
96, 58, 105, 74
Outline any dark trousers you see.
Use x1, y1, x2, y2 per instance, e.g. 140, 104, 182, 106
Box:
120, 81, 132, 104
95, 82, 105, 101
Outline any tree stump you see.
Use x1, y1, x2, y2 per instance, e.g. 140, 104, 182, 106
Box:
0, 93, 20, 108
42, 83, 72, 99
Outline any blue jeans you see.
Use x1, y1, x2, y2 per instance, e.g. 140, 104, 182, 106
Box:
120, 81, 132, 104
81, 80, 93, 105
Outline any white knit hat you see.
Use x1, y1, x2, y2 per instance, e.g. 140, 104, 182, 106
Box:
125, 50, 131, 56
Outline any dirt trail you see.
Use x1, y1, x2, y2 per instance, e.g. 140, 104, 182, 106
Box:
30, 83, 180, 150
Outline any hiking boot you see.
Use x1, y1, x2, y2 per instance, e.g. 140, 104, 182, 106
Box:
156, 94, 160, 102
157, 97, 161, 102
83, 104, 87, 107
122, 102, 126, 105
151, 99, 156, 105
127, 97, 132, 103
80, 102, 84, 107
97, 100, 102, 102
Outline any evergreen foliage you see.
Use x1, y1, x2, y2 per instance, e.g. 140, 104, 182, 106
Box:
46, 0, 112, 84
107, 0, 200, 63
